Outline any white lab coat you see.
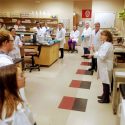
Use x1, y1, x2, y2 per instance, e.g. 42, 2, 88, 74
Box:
56, 28, 66, 48
81, 27, 92, 48
0, 53, 27, 102
91, 30, 102, 51
0, 54, 13, 67
1, 103, 34, 125
70, 30, 80, 43
94, 42, 114, 84
33, 27, 43, 36
42, 26, 50, 35
8, 36, 23, 59
63, 28, 66, 44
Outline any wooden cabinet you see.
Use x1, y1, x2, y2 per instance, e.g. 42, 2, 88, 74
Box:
35, 43, 59, 66
64, 36, 70, 50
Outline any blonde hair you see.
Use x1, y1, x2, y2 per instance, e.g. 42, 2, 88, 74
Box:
0, 30, 10, 47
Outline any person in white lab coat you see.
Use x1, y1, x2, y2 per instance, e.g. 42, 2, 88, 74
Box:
56, 23, 66, 59
81, 22, 92, 58
8, 28, 23, 59
33, 22, 43, 37
42, 22, 50, 36
14, 19, 26, 31
89, 22, 102, 71
0, 64, 35, 125
0, 30, 14, 66
0, 30, 28, 104
90, 30, 114, 103
68, 26, 80, 52
0, 30, 36, 125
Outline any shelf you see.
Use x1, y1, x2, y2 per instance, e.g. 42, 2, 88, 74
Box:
0, 17, 58, 30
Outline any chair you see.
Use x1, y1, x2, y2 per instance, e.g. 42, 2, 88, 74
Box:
24, 48, 40, 72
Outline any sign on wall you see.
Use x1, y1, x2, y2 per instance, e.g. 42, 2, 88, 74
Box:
82, 9, 92, 18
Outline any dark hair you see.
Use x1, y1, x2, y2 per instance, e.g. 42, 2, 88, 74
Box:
73, 25, 78, 29
0, 64, 23, 119
94, 22, 100, 26
58, 23, 63, 25
36, 21, 40, 24
0, 30, 10, 47
101, 30, 113, 43
9, 27, 15, 32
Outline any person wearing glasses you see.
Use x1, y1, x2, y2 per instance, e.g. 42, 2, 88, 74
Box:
89, 22, 102, 71
8, 28, 23, 59
81, 22, 92, 58
0, 30, 14, 66
0, 29, 27, 103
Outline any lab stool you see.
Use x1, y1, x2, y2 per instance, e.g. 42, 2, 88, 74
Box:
24, 49, 40, 72
112, 68, 125, 114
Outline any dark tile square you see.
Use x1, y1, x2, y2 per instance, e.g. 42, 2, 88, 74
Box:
76, 69, 93, 75
80, 81, 91, 89
72, 98, 88, 112
58, 96, 75, 110
85, 70, 93, 75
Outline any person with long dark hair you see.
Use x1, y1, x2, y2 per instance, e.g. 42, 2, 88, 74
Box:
0, 64, 35, 125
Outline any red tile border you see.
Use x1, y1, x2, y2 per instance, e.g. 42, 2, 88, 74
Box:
58, 96, 75, 110
58, 96, 88, 112
70, 80, 81, 88
81, 62, 91, 66
76, 69, 86, 74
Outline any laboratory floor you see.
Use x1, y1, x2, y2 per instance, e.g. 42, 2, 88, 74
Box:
25, 47, 119, 125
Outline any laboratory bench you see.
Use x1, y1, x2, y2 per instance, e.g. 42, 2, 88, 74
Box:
24, 42, 60, 66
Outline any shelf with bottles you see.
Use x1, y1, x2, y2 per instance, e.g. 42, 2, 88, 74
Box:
0, 17, 58, 30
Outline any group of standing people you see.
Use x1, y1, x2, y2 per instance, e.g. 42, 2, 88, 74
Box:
81, 22, 114, 104
0, 20, 114, 125
67, 22, 114, 104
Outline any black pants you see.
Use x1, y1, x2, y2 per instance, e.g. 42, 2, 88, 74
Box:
91, 57, 97, 70
84, 48, 90, 54
102, 83, 110, 101
59, 48, 64, 58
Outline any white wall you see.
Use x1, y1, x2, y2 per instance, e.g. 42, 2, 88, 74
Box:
0, 0, 73, 29
92, 0, 124, 30
0, 0, 125, 30
92, 0, 124, 12
74, 0, 92, 21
